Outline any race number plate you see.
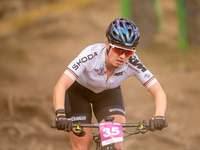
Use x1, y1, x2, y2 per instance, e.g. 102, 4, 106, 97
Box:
99, 122, 123, 146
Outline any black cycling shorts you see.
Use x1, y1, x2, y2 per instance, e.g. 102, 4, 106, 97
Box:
65, 81, 125, 123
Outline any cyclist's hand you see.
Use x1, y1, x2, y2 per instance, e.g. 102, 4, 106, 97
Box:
55, 115, 72, 132
149, 116, 166, 131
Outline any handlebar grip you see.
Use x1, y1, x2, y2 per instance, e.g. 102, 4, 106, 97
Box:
147, 122, 168, 128
51, 122, 56, 128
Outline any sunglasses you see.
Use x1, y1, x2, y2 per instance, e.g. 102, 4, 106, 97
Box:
110, 43, 136, 57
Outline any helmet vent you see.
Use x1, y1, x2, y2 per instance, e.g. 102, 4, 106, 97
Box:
126, 22, 131, 26
128, 29, 132, 37
120, 22, 123, 27
115, 33, 120, 39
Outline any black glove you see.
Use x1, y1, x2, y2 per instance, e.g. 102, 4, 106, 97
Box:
149, 116, 166, 131
55, 115, 72, 132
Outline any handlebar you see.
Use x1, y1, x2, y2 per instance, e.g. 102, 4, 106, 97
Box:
51, 121, 168, 129
51, 120, 168, 139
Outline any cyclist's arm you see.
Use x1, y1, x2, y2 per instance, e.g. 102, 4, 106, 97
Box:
53, 73, 74, 116
147, 82, 167, 116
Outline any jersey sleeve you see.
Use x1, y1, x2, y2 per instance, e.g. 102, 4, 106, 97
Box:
127, 54, 157, 89
64, 45, 98, 81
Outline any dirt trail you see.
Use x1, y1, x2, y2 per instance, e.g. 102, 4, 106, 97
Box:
0, 0, 200, 150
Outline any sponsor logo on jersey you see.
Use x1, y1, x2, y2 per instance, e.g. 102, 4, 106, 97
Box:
109, 108, 125, 115
71, 116, 86, 121
128, 56, 147, 72
72, 52, 98, 70
114, 71, 123, 76
127, 64, 140, 73
95, 68, 106, 75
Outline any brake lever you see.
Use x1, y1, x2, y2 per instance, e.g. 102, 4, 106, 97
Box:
134, 120, 148, 134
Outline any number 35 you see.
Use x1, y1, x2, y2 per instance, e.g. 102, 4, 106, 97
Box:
103, 127, 120, 137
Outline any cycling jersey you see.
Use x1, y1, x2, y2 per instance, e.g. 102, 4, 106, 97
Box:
64, 44, 157, 93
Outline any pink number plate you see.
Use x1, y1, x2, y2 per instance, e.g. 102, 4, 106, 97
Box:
99, 122, 123, 146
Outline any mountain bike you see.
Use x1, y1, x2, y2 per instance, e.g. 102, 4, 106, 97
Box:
51, 117, 168, 150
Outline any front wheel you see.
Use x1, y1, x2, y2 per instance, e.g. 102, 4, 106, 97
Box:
101, 144, 116, 150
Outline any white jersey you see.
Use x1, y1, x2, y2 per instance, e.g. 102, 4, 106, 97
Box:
64, 44, 157, 93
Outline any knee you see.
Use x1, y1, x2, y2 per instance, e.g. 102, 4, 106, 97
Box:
72, 142, 92, 150
115, 142, 123, 150
71, 135, 93, 150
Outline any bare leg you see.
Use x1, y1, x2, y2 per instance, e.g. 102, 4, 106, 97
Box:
68, 128, 93, 150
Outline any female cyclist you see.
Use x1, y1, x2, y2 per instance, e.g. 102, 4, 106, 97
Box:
53, 18, 167, 150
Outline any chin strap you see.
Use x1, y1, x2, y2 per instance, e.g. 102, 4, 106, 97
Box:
106, 46, 118, 71
106, 46, 111, 56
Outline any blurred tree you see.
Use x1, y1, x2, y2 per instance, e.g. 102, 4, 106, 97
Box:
176, 0, 189, 50
152, 0, 163, 34
120, 0, 132, 20
131, 0, 158, 47
185, 0, 200, 48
